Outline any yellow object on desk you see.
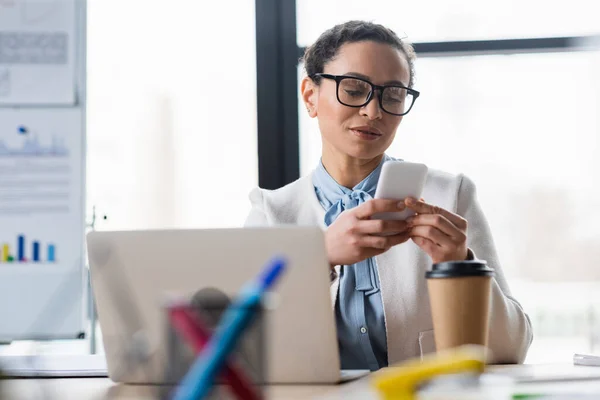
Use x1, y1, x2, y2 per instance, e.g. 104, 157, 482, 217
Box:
371, 345, 487, 400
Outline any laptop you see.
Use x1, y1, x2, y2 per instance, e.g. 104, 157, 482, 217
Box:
86, 227, 369, 384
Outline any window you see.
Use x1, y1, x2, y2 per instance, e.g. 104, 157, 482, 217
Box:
297, 0, 600, 44
87, 0, 258, 231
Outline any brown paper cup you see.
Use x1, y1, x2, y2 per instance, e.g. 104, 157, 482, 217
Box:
426, 261, 494, 353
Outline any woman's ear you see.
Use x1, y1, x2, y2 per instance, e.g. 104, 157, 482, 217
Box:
301, 76, 318, 118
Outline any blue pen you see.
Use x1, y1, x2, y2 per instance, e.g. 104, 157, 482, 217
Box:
172, 257, 287, 400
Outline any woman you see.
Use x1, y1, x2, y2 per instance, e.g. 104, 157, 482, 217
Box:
245, 20, 532, 370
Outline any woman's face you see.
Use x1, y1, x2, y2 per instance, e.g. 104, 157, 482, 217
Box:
302, 41, 411, 161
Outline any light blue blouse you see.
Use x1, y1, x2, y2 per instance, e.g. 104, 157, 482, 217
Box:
312, 155, 396, 371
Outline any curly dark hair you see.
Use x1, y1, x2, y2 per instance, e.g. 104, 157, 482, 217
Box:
301, 20, 416, 88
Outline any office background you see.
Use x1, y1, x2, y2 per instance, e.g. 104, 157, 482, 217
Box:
7, 0, 599, 362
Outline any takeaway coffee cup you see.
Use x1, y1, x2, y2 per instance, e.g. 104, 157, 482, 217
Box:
425, 260, 495, 352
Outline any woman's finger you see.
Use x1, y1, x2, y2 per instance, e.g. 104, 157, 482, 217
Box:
356, 219, 409, 235
410, 225, 455, 249
354, 199, 406, 220
404, 198, 467, 230
412, 236, 441, 256
407, 214, 466, 243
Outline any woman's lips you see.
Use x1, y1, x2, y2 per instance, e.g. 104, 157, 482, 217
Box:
350, 128, 382, 141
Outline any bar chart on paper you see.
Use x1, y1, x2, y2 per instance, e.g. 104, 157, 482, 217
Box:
0, 109, 84, 339
0, 234, 57, 264
0, 110, 80, 269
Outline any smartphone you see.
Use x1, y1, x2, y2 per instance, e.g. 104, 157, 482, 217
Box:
372, 161, 429, 220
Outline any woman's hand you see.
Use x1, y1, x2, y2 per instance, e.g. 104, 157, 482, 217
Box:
325, 199, 411, 267
404, 197, 468, 263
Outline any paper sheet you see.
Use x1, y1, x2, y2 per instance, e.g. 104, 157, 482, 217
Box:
0, 0, 77, 105
0, 354, 107, 377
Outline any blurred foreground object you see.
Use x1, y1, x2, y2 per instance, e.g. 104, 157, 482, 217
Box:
371, 345, 488, 400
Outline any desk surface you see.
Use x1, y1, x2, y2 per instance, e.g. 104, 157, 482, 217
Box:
3, 364, 600, 399
0, 378, 337, 400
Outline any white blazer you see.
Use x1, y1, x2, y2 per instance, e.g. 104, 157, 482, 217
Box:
244, 168, 533, 364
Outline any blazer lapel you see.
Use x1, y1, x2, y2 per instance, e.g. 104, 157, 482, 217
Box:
294, 174, 338, 308
296, 173, 327, 228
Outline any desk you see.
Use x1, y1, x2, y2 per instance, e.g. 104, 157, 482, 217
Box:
3, 364, 600, 399
315, 364, 600, 399
0, 378, 336, 400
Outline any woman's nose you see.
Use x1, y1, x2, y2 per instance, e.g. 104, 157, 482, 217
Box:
360, 92, 383, 120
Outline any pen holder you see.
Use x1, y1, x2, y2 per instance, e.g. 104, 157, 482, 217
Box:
162, 287, 266, 400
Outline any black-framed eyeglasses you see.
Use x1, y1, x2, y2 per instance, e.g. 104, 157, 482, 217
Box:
311, 73, 420, 116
